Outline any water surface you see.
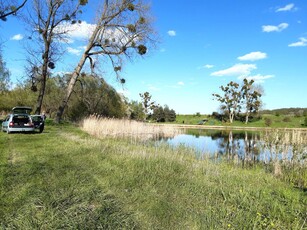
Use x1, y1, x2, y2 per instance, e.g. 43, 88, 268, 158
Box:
163, 129, 307, 163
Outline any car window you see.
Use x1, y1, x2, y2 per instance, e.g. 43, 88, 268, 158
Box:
32, 116, 43, 122
13, 115, 30, 123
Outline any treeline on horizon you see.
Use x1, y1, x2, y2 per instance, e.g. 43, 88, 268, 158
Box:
260, 108, 307, 116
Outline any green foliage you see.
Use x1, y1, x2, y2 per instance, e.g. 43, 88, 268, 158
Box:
304, 117, 307, 126
282, 116, 291, 122
213, 81, 241, 123
139, 92, 156, 119
213, 79, 262, 124
0, 73, 126, 121
67, 75, 127, 121
264, 117, 272, 127
152, 105, 176, 122
129, 100, 145, 121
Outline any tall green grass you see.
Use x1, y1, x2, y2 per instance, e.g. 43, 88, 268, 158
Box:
0, 123, 306, 229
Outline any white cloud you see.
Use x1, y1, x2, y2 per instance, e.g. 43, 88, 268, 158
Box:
204, 64, 214, 69
238, 74, 274, 83
67, 47, 83, 55
288, 37, 307, 47
238, 51, 267, 61
276, 3, 295, 12
177, 81, 184, 86
262, 23, 288, 32
167, 30, 176, 36
10, 34, 24, 41
53, 21, 95, 43
211, 63, 257, 77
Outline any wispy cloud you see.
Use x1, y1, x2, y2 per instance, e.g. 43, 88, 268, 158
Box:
276, 3, 295, 12
177, 81, 184, 86
67, 47, 82, 55
211, 63, 257, 77
288, 37, 307, 47
238, 74, 274, 83
67, 46, 86, 55
204, 64, 214, 69
10, 34, 24, 41
238, 51, 267, 61
262, 23, 288, 32
167, 30, 176, 36
147, 84, 160, 91
198, 64, 214, 70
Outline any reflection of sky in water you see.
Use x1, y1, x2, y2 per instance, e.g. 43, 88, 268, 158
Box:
163, 130, 307, 162
167, 134, 218, 155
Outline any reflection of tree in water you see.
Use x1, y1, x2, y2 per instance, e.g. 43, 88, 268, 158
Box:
215, 131, 261, 164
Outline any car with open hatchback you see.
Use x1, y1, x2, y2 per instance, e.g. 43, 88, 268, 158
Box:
1, 107, 35, 134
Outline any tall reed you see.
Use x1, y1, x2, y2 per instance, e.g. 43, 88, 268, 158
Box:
260, 129, 307, 188
81, 115, 182, 141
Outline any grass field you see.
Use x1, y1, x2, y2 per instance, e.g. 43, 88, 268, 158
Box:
0, 121, 306, 229
175, 114, 307, 128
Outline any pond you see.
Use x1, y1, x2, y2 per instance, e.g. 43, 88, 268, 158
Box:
162, 129, 307, 163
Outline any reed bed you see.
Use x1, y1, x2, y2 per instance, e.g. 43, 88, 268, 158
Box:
81, 115, 183, 141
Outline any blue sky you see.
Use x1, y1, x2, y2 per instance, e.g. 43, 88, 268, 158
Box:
1, 0, 306, 114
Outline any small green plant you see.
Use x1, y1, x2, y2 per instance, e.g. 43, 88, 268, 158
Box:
283, 116, 291, 122
264, 117, 272, 127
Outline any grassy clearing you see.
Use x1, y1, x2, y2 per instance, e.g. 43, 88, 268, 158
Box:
0, 122, 306, 229
175, 114, 306, 128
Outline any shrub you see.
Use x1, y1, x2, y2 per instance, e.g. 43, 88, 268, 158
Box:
283, 117, 291, 122
264, 117, 272, 127
304, 117, 307, 126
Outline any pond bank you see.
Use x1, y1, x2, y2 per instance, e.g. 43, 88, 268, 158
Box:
156, 123, 307, 131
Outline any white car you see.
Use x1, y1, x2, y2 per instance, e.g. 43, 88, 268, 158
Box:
1, 107, 35, 134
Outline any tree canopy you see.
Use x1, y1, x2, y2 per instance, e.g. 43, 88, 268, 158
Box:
213, 78, 262, 124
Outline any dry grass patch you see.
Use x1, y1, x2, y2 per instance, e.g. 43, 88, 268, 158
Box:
81, 116, 182, 141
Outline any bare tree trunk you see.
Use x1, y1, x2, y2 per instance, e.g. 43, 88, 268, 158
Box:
35, 52, 49, 114
245, 110, 249, 124
55, 53, 88, 123
55, 1, 110, 123
229, 111, 234, 123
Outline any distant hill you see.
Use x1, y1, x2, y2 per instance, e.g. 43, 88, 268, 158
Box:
260, 108, 307, 116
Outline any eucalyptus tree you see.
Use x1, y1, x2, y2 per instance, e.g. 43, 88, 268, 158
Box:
139, 91, 157, 119
0, 0, 27, 21
241, 78, 262, 124
212, 81, 241, 123
56, 0, 157, 122
25, 0, 86, 114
